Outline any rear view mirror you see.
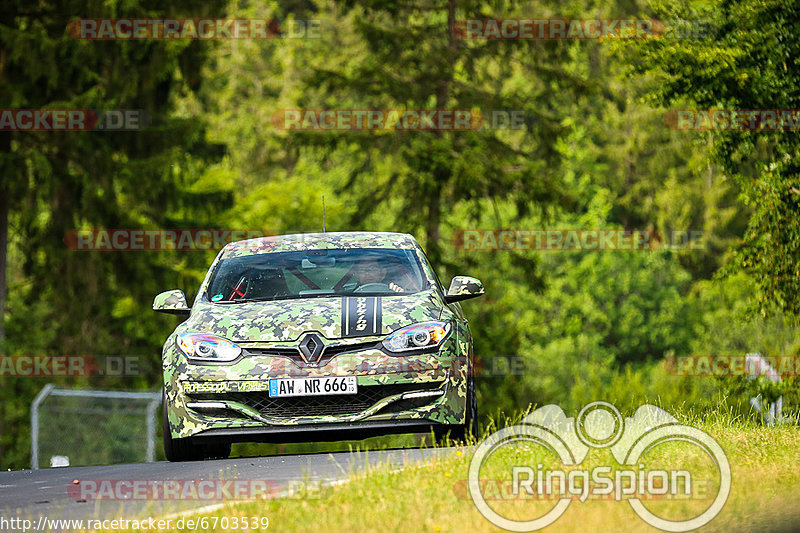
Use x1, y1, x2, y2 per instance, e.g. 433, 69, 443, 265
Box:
153, 289, 191, 317
302, 256, 335, 268
444, 276, 485, 303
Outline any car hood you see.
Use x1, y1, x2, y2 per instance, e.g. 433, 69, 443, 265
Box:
180, 290, 444, 342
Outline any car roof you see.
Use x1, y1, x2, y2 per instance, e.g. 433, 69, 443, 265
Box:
221, 231, 420, 258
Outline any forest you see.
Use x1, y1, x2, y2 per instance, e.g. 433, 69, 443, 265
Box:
0, 0, 798, 469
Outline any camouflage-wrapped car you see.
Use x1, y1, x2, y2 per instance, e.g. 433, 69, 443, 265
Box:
154, 231, 484, 461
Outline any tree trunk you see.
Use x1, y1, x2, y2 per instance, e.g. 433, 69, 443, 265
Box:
425, 0, 457, 267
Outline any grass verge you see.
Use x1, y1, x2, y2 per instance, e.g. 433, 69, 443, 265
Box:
110, 406, 800, 532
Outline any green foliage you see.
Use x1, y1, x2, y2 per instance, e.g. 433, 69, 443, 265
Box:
625, 0, 800, 319
689, 272, 800, 410
0, 0, 228, 468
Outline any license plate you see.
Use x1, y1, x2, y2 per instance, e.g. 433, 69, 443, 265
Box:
268, 376, 357, 398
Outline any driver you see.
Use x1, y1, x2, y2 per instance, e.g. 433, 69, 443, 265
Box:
352, 257, 405, 292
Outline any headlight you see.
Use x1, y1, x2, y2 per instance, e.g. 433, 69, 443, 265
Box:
176, 333, 241, 363
382, 321, 451, 352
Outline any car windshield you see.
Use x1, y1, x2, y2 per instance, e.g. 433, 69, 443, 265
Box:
206, 247, 428, 302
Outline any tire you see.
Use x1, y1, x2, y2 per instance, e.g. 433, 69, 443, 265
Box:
464, 375, 478, 440
162, 393, 230, 461
202, 441, 231, 460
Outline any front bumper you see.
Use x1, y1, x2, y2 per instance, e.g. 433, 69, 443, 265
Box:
189, 420, 452, 444
162, 335, 469, 439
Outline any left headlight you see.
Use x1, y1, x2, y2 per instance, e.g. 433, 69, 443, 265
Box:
382, 321, 451, 353
176, 333, 241, 363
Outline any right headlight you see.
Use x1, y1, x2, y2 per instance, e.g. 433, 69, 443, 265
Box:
176, 333, 241, 363
382, 321, 451, 353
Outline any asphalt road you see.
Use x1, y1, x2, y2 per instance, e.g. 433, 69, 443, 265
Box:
0, 447, 456, 529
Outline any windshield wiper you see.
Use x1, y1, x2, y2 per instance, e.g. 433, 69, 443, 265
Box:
213, 296, 278, 304
211, 293, 339, 303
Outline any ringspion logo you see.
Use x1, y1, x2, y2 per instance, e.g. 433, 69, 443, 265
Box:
468, 402, 730, 531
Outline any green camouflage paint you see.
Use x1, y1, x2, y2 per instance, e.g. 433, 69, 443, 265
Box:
153, 289, 189, 311
446, 275, 485, 297
158, 232, 477, 439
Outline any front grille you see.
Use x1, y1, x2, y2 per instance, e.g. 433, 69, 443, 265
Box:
188, 381, 443, 419
243, 347, 299, 357
320, 341, 382, 357
242, 340, 382, 366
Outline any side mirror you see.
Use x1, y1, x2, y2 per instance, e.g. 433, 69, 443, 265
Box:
153, 289, 191, 317
444, 276, 485, 303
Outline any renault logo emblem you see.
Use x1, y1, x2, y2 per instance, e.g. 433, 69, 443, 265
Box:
298, 333, 325, 364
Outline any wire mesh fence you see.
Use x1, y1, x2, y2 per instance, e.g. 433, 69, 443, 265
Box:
31, 385, 160, 469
